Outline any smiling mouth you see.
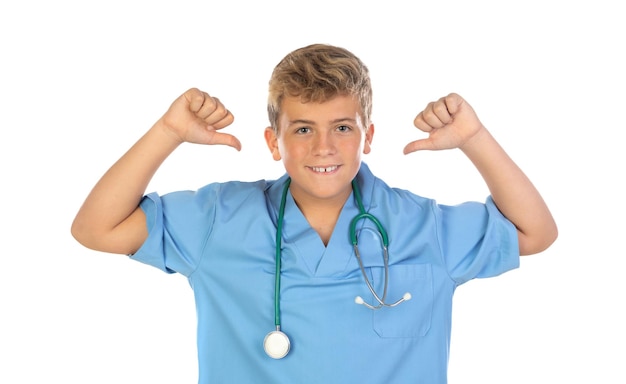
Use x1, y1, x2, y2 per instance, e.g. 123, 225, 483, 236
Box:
311, 165, 339, 173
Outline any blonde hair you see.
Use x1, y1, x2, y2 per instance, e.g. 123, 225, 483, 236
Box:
267, 44, 372, 131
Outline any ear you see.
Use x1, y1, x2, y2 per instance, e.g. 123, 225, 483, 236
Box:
363, 123, 375, 154
264, 127, 282, 161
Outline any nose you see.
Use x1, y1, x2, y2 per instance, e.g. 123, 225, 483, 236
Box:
312, 132, 336, 156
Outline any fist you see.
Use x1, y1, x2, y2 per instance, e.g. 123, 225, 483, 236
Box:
403, 93, 483, 154
160, 88, 241, 150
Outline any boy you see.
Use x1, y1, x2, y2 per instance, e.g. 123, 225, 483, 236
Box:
71, 44, 557, 383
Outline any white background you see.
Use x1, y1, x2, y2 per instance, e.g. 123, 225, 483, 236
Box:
1, 1, 624, 383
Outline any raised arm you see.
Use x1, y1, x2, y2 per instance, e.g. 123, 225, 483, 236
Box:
71, 88, 241, 255
403, 93, 557, 255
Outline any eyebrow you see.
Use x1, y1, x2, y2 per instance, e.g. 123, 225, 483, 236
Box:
288, 117, 357, 126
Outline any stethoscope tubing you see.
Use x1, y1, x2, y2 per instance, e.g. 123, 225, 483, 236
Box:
274, 177, 291, 329
266, 176, 410, 358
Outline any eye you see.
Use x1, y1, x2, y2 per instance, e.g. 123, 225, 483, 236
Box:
295, 127, 311, 134
336, 125, 352, 133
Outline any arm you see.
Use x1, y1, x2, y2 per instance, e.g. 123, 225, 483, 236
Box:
71, 88, 241, 255
403, 93, 557, 255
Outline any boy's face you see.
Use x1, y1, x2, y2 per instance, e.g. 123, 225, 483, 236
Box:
264, 95, 374, 206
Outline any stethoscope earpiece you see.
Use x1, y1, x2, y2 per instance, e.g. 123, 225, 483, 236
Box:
354, 291, 412, 310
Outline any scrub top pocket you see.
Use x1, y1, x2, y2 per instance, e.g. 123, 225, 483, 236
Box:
370, 263, 433, 338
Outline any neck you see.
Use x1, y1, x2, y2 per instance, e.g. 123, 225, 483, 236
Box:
289, 183, 352, 247
300, 205, 342, 247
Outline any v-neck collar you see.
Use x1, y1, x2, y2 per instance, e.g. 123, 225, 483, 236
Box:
265, 163, 378, 277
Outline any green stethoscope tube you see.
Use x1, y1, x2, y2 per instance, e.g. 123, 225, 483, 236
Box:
350, 179, 388, 247
274, 177, 291, 328
273, 178, 375, 326
268, 176, 410, 358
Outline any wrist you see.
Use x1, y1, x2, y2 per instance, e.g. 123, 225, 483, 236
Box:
151, 119, 185, 149
459, 126, 490, 156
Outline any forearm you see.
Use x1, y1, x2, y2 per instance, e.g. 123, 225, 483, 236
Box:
460, 128, 558, 255
71, 120, 181, 254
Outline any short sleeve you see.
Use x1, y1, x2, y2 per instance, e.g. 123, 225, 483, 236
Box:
130, 185, 221, 276
438, 196, 519, 285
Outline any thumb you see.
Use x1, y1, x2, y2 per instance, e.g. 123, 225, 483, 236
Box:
201, 125, 242, 151
186, 120, 242, 151
403, 138, 436, 154
209, 131, 242, 151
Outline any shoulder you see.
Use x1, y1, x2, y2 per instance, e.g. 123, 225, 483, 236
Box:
197, 179, 276, 205
156, 179, 275, 210
364, 170, 433, 211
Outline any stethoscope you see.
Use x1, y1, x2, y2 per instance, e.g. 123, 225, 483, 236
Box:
263, 178, 412, 359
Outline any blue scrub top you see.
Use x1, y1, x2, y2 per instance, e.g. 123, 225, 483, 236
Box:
132, 162, 519, 384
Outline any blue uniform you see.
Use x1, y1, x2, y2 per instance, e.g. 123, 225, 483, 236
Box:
132, 162, 519, 383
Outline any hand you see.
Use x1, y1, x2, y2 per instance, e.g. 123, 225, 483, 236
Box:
159, 88, 242, 150
403, 93, 484, 154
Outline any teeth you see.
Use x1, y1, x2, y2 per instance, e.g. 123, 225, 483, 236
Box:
312, 166, 338, 173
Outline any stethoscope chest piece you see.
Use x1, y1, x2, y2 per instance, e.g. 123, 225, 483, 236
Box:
264, 329, 290, 359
